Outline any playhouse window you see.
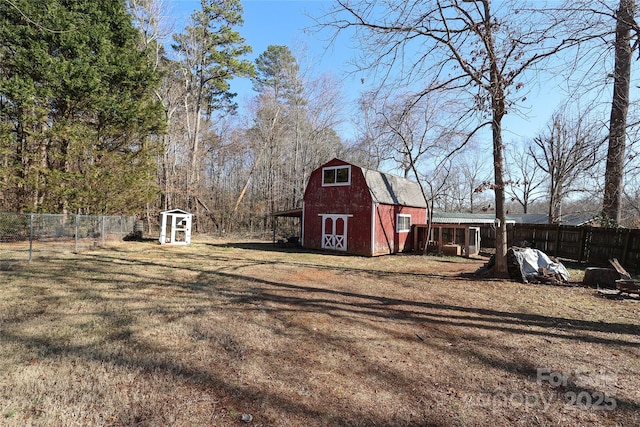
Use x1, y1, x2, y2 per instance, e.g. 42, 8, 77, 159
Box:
396, 214, 411, 233
322, 166, 351, 186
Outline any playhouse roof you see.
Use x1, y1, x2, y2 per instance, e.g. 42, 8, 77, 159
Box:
160, 209, 192, 216
361, 167, 427, 208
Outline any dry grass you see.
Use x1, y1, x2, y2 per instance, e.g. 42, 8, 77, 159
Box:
0, 238, 639, 426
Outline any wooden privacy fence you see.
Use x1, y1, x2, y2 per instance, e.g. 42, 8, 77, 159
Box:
502, 224, 640, 271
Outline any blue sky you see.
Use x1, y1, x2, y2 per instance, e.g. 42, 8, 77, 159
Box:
168, 1, 358, 112
166, 0, 622, 145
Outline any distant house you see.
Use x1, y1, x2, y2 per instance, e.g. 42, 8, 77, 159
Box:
505, 213, 595, 227
302, 158, 427, 256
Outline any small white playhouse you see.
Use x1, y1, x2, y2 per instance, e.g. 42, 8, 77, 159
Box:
159, 209, 192, 245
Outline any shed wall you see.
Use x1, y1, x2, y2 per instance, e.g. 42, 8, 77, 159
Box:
372, 204, 426, 255
303, 159, 374, 256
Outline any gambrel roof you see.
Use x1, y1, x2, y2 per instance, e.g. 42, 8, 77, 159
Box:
361, 167, 427, 208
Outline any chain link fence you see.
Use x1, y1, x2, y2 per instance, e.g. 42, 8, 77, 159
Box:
0, 213, 136, 264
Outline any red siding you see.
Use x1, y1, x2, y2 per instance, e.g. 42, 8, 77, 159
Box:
303, 159, 426, 256
303, 159, 374, 256
372, 205, 426, 255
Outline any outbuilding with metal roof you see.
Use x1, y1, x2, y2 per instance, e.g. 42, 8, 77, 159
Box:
302, 158, 427, 256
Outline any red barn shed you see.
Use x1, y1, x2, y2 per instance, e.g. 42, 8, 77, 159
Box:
302, 158, 427, 256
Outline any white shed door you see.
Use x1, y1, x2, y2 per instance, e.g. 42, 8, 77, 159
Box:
322, 215, 348, 251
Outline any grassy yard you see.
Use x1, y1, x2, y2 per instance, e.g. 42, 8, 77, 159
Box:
0, 238, 639, 426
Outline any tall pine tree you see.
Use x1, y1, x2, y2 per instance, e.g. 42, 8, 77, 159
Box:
0, 0, 165, 214
170, 0, 254, 219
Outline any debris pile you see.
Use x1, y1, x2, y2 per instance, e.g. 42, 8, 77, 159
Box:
507, 247, 570, 285
276, 235, 300, 248
475, 247, 570, 285
609, 258, 640, 296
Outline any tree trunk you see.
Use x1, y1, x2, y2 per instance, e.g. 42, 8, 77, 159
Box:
234, 141, 268, 213
493, 117, 508, 277
549, 184, 563, 224
602, 0, 635, 223
483, 0, 508, 276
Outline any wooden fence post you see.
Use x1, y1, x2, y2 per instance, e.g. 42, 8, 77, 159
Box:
622, 228, 630, 266
578, 227, 586, 263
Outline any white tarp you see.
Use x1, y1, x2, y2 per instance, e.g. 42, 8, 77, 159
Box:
511, 248, 570, 282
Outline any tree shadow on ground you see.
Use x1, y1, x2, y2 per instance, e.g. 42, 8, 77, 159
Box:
2, 247, 639, 425
205, 241, 349, 256
77, 249, 640, 343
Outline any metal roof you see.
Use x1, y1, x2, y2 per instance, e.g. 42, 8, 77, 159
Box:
431, 212, 595, 226
271, 208, 302, 218
503, 213, 548, 224
361, 168, 427, 208
431, 212, 512, 224
558, 214, 595, 226
505, 213, 594, 226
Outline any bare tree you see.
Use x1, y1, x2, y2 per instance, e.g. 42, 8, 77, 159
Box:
128, 0, 177, 231
346, 93, 388, 169
424, 157, 459, 216
172, 0, 253, 229
235, 45, 345, 234
127, 0, 173, 68
602, 0, 638, 223
529, 109, 600, 223
505, 141, 545, 214
374, 92, 452, 178
433, 146, 494, 214
357, 90, 473, 253
459, 149, 494, 213
548, 1, 640, 225
318, 0, 586, 274
617, 110, 640, 225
